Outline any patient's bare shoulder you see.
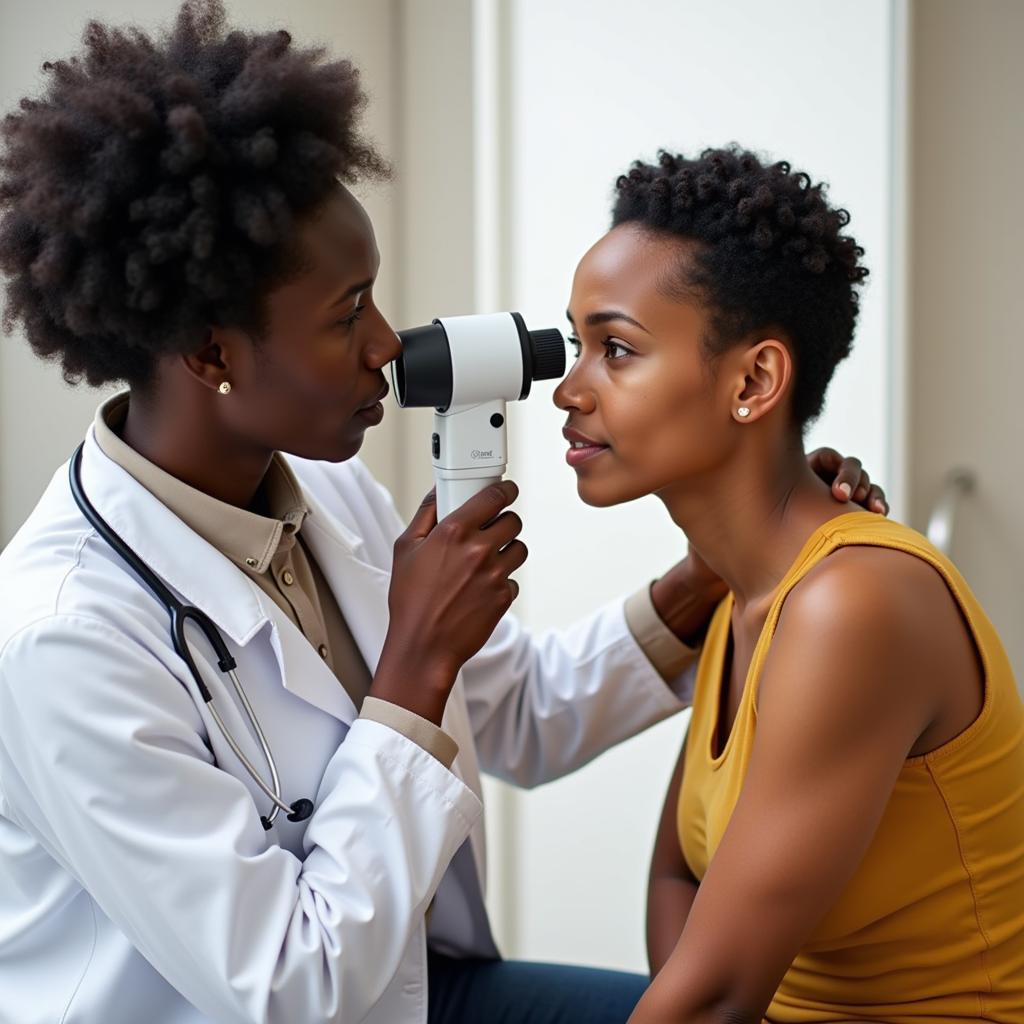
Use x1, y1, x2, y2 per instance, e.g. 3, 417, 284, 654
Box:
772, 544, 982, 742
789, 544, 970, 645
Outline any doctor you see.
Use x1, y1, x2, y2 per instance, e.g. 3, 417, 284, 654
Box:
0, 4, 887, 1023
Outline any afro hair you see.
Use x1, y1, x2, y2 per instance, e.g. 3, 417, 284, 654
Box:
0, 0, 388, 388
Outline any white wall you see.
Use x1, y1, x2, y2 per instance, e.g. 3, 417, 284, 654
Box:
391, 0, 479, 511
493, 0, 901, 971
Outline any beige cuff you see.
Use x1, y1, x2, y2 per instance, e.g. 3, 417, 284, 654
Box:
624, 584, 701, 681
359, 696, 460, 769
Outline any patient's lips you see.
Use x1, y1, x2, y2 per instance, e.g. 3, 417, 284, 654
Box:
563, 426, 610, 468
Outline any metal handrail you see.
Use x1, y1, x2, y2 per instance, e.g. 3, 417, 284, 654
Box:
926, 468, 976, 555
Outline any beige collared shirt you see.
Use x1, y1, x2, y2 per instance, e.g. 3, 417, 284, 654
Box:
93, 393, 459, 766
92, 393, 696, 769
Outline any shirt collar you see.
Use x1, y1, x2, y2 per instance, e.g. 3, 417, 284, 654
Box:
93, 391, 310, 574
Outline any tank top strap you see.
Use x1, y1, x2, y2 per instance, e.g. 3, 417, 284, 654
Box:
742, 509, 1000, 715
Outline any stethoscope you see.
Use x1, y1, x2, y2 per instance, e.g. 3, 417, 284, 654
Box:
69, 443, 314, 830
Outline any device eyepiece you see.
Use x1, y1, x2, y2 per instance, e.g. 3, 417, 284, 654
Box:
528, 328, 566, 382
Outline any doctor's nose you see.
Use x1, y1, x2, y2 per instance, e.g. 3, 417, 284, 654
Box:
363, 311, 403, 370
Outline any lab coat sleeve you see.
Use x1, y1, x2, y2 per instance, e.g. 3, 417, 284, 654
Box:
0, 613, 481, 1024
460, 598, 693, 788
347, 459, 694, 789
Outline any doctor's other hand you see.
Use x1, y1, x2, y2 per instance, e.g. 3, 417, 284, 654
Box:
371, 482, 527, 726
808, 446, 889, 514
650, 449, 890, 647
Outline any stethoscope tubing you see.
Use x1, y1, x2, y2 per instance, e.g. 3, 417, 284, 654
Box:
69, 442, 313, 829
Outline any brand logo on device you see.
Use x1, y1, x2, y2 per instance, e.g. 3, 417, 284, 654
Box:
471, 449, 495, 459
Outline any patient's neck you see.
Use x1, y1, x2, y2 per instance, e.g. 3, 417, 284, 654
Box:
657, 436, 845, 612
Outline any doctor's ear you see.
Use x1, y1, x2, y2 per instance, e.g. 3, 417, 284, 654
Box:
182, 327, 242, 395
731, 339, 792, 424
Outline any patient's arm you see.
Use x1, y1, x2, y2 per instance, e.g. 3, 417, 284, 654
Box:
630, 546, 971, 1024
646, 732, 699, 976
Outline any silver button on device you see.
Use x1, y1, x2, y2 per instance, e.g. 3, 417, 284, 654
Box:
282, 570, 295, 586
245, 557, 258, 568
318, 644, 328, 659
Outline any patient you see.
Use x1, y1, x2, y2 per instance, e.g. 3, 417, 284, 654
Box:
554, 146, 1024, 1023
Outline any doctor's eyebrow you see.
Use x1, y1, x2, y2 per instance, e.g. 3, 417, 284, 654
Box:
328, 278, 375, 309
565, 309, 651, 333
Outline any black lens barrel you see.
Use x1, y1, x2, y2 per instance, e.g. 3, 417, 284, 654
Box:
511, 314, 566, 399
394, 322, 453, 409
529, 328, 566, 382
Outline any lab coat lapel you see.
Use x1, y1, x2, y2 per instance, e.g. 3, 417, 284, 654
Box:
251, 500, 387, 727
299, 499, 391, 689
261, 596, 359, 724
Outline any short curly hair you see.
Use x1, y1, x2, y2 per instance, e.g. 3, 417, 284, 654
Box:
0, 0, 388, 388
611, 146, 868, 426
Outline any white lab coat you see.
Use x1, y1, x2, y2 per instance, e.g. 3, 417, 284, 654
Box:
0, 426, 692, 1024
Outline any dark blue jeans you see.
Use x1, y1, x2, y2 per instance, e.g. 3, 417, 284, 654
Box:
427, 950, 649, 1024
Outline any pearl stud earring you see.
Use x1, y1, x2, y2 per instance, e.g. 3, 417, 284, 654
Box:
737, 406, 750, 418
218, 382, 232, 395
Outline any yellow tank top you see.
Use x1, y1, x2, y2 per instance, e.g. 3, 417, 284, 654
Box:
678, 511, 1024, 1023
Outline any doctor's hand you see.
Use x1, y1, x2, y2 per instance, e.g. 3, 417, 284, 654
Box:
371, 482, 527, 726
807, 446, 889, 514
650, 449, 890, 647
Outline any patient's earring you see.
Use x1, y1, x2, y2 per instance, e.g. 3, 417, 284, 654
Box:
218, 382, 232, 395
737, 406, 751, 418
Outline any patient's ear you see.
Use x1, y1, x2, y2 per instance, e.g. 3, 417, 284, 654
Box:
732, 339, 793, 424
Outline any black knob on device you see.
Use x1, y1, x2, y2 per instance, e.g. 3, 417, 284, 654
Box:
529, 329, 567, 381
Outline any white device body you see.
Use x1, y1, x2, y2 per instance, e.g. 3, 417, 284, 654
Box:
431, 313, 521, 518
433, 400, 507, 520
442, 312, 527, 405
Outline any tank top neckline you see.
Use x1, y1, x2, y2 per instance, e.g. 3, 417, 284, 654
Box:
705, 508, 881, 768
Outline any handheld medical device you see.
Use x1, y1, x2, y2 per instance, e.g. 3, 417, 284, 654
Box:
392, 312, 566, 518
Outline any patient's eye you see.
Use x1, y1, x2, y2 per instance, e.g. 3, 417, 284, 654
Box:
603, 338, 633, 360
